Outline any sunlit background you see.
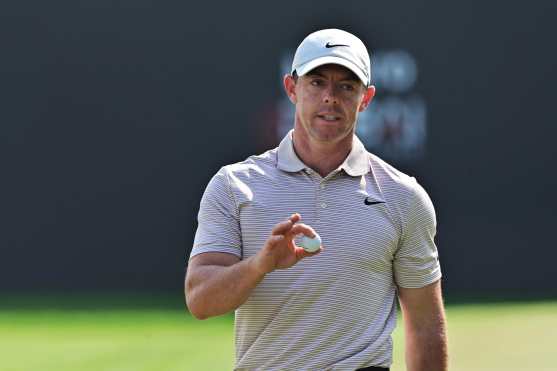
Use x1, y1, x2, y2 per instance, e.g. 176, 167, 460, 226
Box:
1, 1, 556, 370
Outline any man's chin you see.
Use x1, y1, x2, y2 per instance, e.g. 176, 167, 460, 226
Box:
309, 126, 350, 143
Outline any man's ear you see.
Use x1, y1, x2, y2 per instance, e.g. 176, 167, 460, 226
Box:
283, 74, 297, 105
359, 85, 376, 112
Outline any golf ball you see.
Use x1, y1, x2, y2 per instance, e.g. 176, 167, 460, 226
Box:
300, 233, 322, 253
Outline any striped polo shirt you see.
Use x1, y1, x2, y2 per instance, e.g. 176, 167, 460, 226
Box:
190, 130, 441, 370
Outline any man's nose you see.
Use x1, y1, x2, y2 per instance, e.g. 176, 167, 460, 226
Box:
323, 85, 338, 104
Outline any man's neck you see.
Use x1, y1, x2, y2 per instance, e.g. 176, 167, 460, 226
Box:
292, 129, 353, 178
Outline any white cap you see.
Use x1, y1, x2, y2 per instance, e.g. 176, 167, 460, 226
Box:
291, 29, 371, 87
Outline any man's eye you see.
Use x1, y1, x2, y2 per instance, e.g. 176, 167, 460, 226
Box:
311, 80, 323, 86
341, 84, 355, 91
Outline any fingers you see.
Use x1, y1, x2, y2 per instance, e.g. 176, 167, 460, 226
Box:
290, 223, 323, 260
271, 213, 301, 236
289, 223, 316, 238
267, 235, 285, 246
269, 213, 324, 262
271, 220, 293, 236
295, 245, 324, 260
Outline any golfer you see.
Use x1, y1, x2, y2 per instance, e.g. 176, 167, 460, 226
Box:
186, 28, 448, 371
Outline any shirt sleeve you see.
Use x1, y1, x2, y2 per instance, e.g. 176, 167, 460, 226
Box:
189, 166, 242, 260
393, 179, 442, 288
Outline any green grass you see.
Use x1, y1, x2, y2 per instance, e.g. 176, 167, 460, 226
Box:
0, 299, 555, 370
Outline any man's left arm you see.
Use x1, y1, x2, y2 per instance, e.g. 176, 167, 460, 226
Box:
397, 279, 448, 371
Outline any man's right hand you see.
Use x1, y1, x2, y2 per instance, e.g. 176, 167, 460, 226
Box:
250, 213, 323, 275
186, 213, 322, 319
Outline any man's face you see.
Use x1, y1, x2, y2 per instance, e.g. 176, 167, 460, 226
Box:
284, 64, 375, 145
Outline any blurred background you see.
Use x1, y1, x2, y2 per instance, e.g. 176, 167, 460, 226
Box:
1, 1, 556, 370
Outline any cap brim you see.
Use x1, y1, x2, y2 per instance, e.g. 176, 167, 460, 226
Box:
294, 56, 369, 87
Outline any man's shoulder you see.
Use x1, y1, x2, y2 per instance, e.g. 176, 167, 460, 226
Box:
219, 147, 279, 178
367, 152, 420, 194
367, 152, 435, 223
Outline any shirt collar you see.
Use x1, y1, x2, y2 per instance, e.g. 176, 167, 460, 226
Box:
339, 134, 371, 176
277, 130, 307, 172
276, 129, 371, 176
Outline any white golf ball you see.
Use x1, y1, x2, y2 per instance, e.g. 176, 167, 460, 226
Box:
300, 233, 322, 253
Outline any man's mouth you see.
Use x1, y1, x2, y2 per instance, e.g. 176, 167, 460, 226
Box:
317, 114, 341, 122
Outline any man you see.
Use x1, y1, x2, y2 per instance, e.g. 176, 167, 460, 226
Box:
185, 29, 448, 371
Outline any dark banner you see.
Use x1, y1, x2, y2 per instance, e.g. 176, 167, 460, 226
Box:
1, 1, 556, 295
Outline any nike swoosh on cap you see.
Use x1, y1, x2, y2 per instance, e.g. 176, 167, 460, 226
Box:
325, 42, 349, 48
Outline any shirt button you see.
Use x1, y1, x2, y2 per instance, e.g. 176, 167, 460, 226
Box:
320, 202, 327, 208
320, 184, 325, 190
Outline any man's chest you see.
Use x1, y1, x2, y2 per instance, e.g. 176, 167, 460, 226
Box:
236, 174, 400, 272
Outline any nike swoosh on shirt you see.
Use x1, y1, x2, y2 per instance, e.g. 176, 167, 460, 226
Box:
364, 197, 385, 206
